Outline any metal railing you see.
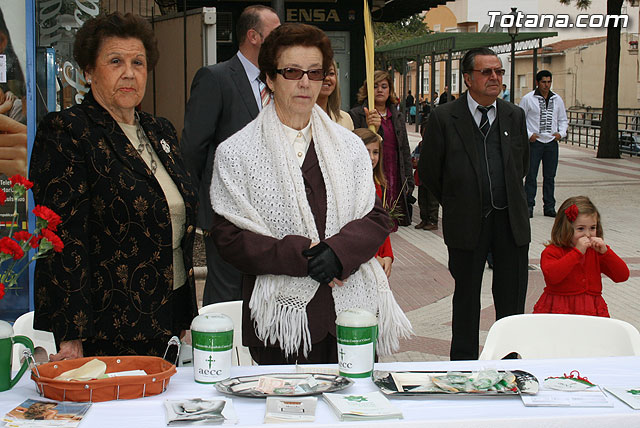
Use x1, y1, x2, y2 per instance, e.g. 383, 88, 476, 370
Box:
565, 109, 640, 156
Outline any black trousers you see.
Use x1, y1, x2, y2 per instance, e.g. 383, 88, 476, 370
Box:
447, 209, 528, 361
418, 184, 439, 224
249, 334, 338, 365
202, 231, 243, 305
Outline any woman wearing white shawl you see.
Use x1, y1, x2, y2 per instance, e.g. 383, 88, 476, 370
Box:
210, 23, 413, 364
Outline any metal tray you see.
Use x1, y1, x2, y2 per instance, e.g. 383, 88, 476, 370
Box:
372, 370, 539, 396
214, 373, 354, 398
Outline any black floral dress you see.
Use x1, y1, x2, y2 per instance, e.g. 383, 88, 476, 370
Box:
30, 91, 198, 357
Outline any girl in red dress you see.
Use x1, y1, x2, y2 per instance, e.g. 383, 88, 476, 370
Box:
533, 196, 629, 317
353, 128, 394, 277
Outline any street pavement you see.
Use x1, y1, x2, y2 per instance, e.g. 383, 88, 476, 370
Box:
380, 124, 640, 362
194, 123, 640, 362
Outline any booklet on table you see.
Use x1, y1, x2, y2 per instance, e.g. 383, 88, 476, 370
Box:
521, 386, 614, 407
3, 399, 91, 428
264, 396, 317, 423
164, 398, 238, 425
322, 391, 403, 421
605, 387, 640, 410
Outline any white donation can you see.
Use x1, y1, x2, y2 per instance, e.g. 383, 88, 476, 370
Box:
191, 313, 233, 383
335, 308, 378, 378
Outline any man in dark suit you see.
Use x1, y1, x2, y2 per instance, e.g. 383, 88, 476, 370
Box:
182, 5, 280, 305
418, 47, 530, 361
438, 85, 450, 105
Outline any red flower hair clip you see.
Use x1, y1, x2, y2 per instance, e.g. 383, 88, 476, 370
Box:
564, 204, 579, 222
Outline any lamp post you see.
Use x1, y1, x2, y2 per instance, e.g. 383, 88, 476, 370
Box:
508, 7, 519, 103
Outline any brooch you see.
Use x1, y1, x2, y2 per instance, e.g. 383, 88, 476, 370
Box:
161, 139, 171, 153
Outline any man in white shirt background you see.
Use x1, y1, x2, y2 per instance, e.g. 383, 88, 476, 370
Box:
519, 70, 568, 218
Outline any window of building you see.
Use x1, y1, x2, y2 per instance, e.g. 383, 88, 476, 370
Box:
518, 74, 527, 89
422, 68, 429, 94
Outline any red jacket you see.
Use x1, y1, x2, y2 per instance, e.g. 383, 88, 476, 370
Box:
375, 183, 394, 260
540, 244, 629, 296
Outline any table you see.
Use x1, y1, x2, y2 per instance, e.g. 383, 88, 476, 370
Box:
2, 357, 640, 427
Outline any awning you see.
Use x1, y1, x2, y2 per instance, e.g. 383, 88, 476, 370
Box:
376, 31, 558, 60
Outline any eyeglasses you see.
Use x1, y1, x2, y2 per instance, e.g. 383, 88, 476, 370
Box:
276, 67, 326, 81
472, 68, 506, 77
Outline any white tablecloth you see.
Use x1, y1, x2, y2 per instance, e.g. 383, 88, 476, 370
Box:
3, 357, 640, 427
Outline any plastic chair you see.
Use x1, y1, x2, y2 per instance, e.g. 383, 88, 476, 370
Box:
11, 311, 57, 368
479, 314, 640, 360
198, 300, 255, 366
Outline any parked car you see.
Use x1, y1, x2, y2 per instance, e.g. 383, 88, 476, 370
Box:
618, 132, 640, 155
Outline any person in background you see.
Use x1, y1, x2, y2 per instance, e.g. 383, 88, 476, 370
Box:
438, 85, 450, 105
30, 12, 198, 360
315, 59, 353, 130
412, 138, 439, 231
353, 128, 393, 277
520, 70, 568, 218
182, 5, 281, 306
533, 196, 629, 316
209, 24, 412, 364
419, 47, 530, 361
405, 90, 414, 123
501, 84, 510, 101
349, 71, 415, 230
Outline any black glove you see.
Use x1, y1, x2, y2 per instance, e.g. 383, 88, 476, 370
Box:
302, 242, 343, 285
407, 194, 417, 205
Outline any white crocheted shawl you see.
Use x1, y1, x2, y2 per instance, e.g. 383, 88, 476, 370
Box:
210, 103, 413, 357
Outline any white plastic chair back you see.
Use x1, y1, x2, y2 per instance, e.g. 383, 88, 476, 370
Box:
479, 313, 640, 360
11, 311, 57, 368
198, 301, 255, 366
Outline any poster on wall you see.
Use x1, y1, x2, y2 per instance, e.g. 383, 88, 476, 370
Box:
0, 1, 28, 322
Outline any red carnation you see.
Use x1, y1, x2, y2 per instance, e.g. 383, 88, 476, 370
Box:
0, 236, 24, 260
0, 188, 5, 205
33, 205, 62, 231
564, 204, 579, 223
40, 229, 64, 253
9, 174, 33, 190
29, 235, 42, 249
12, 231, 31, 242
0, 283, 4, 301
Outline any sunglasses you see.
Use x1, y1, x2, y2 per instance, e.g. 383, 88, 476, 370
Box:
472, 68, 506, 77
276, 67, 326, 81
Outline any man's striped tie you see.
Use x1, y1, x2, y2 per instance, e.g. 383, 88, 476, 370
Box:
259, 81, 270, 109
477, 105, 494, 137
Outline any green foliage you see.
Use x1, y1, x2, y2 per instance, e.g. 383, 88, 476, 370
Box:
374, 13, 430, 47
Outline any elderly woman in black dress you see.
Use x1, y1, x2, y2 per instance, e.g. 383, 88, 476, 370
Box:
30, 13, 198, 360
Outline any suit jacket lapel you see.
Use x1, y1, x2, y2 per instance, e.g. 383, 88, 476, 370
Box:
452, 92, 481, 180
229, 54, 260, 119
496, 99, 512, 167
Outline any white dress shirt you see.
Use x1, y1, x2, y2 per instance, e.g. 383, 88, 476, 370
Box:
467, 93, 497, 129
519, 89, 568, 143
282, 121, 312, 167
237, 51, 263, 111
